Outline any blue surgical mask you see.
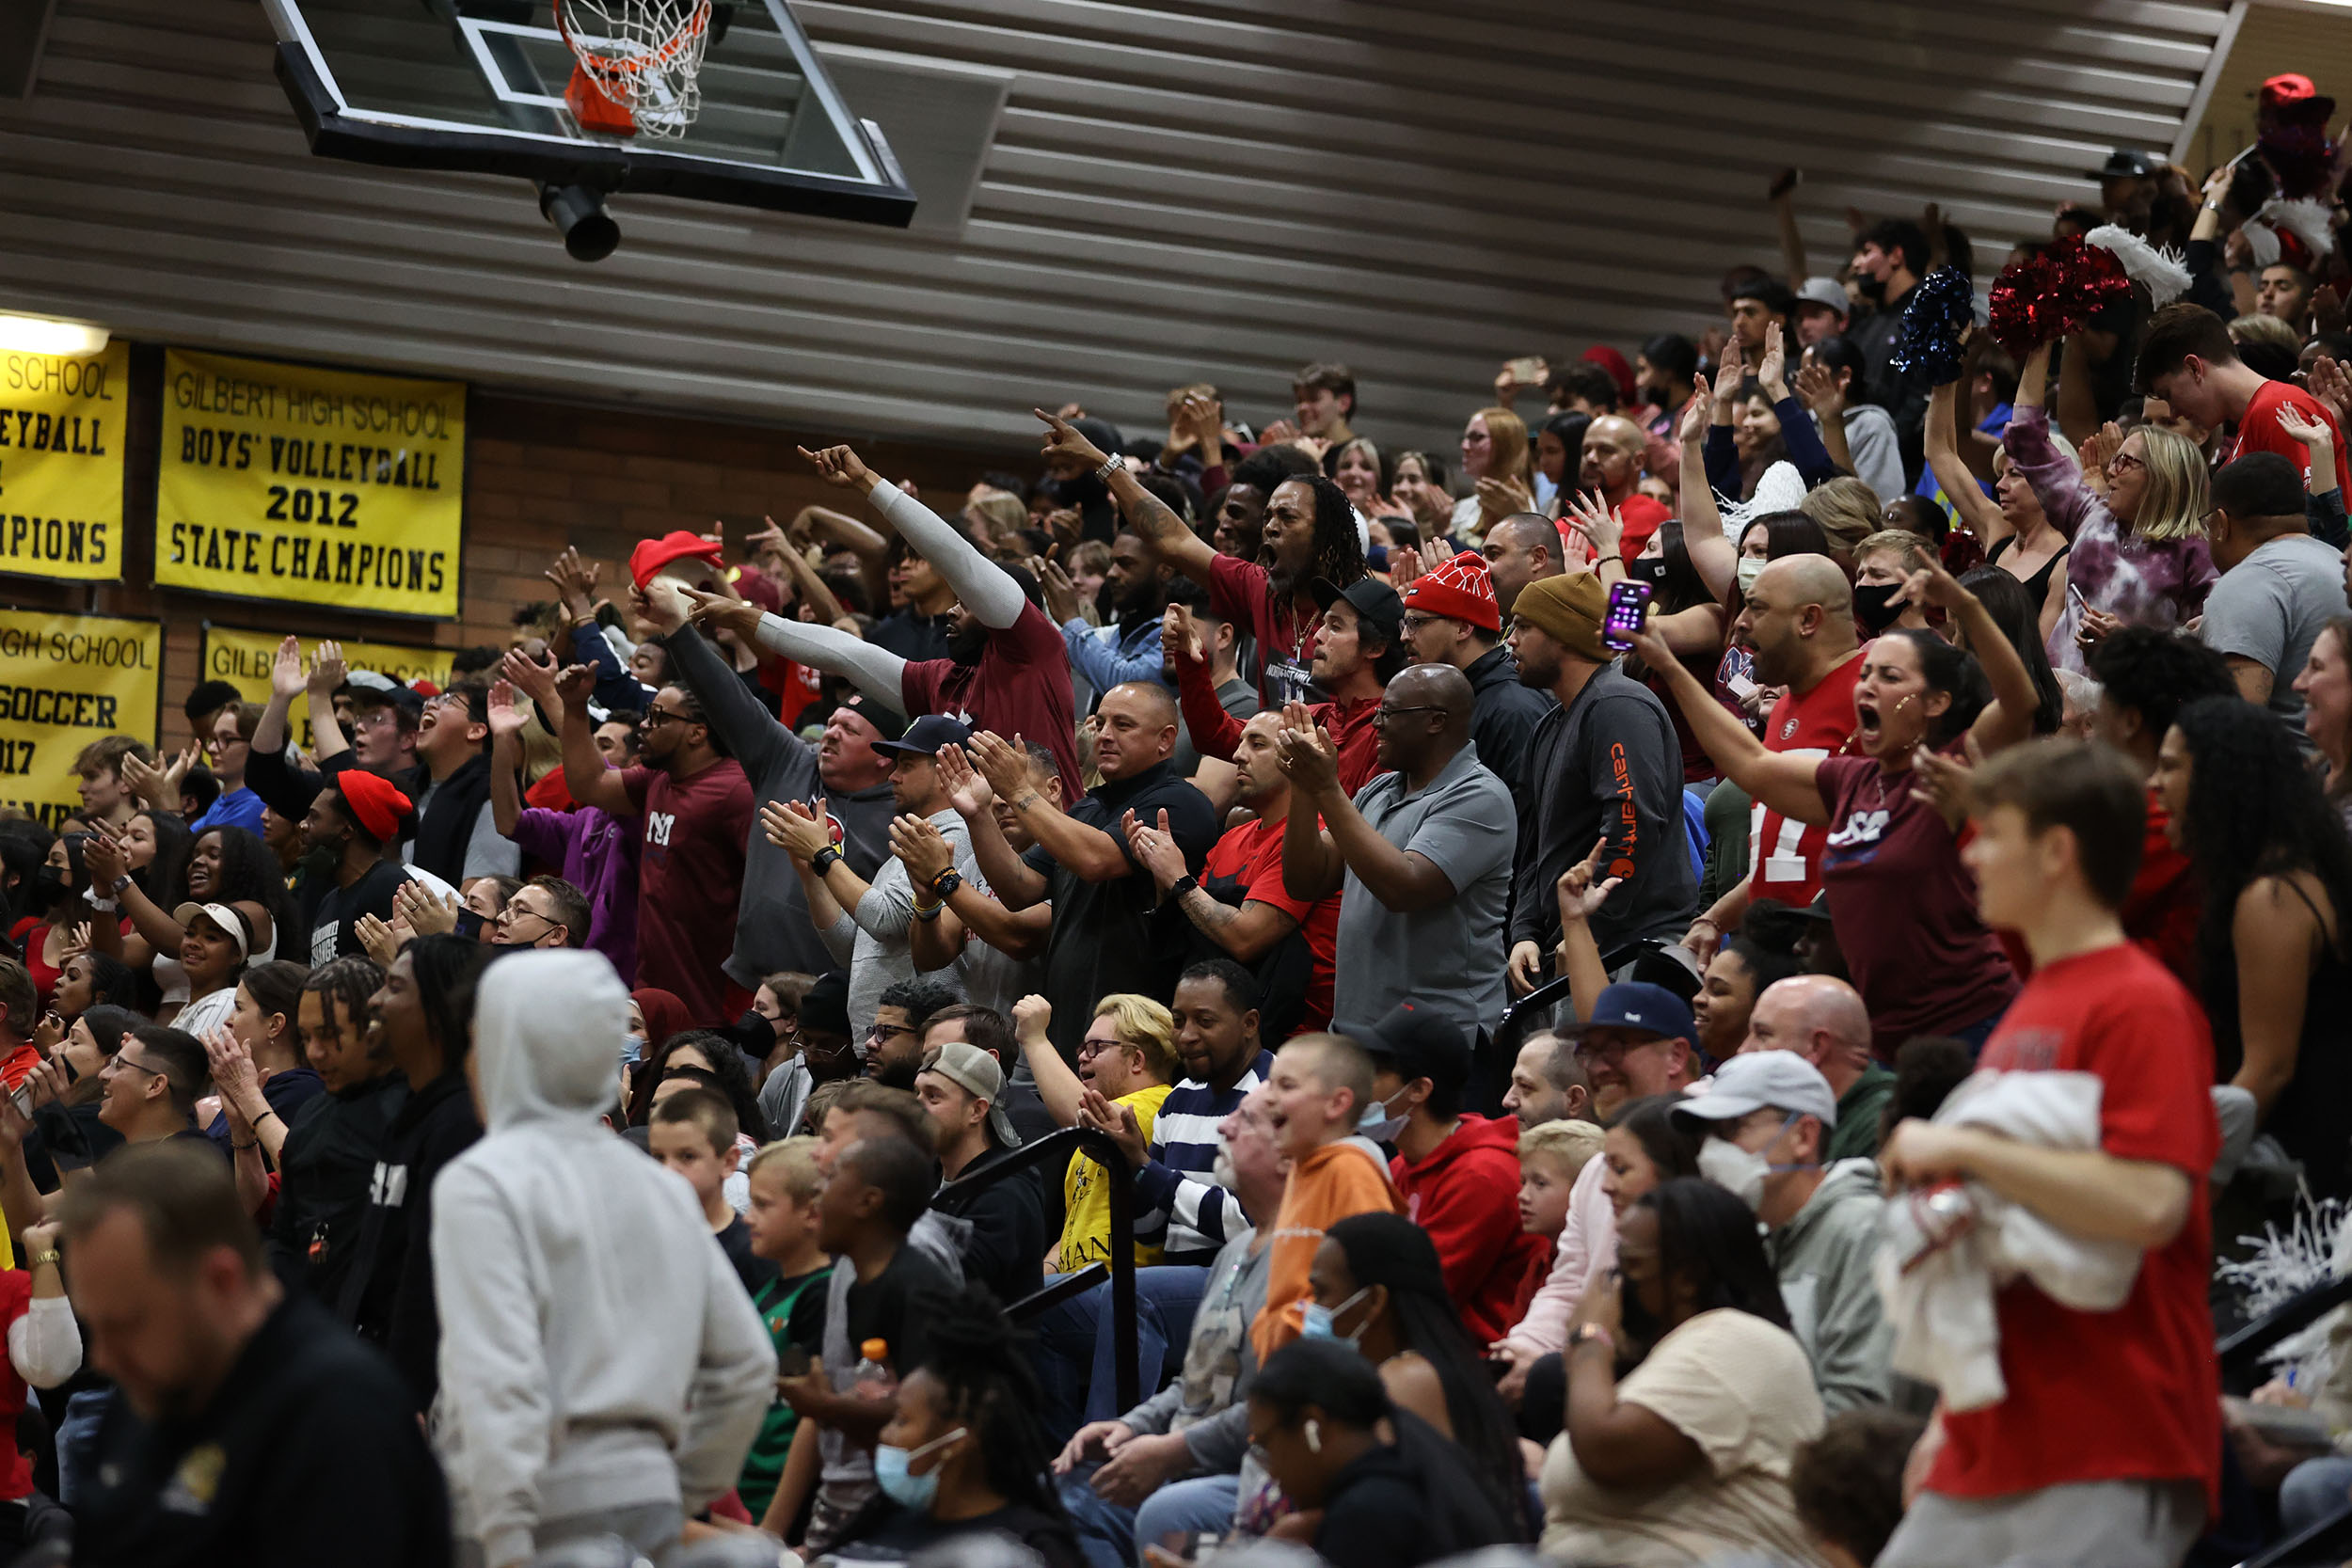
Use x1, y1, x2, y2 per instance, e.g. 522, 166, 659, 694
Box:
1356, 1087, 1413, 1147
621, 1032, 645, 1066
1301, 1287, 1370, 1345
874, 1426, 967, 1512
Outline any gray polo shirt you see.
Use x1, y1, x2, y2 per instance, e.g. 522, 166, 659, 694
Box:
2201, 532, 2351, 752
1332, 741, 1517, 1045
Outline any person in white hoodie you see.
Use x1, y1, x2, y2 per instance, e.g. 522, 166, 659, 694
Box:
432, 949, 774, 1568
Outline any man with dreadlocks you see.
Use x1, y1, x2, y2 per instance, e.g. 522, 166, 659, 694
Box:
1040, 411, 1370, 709
265, 955, 406, 1311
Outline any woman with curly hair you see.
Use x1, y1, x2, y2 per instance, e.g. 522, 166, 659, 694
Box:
2157, 694, 2352, 1198
831, 1281, 1083, 1568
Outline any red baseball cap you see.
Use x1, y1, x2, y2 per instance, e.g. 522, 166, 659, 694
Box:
2263, 73, 2316, 107
1400, 550, 1501, 633
628, 531, 725, 591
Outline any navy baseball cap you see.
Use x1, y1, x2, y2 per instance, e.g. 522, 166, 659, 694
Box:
871, 713, 972, 759
1566, 981, 1694, 1044
1342, 1000, 1469, 1095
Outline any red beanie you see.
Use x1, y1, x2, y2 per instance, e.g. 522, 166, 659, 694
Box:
1401, 550, 1501, 632
332, 768, 413, 844
628, 531, 725, 591
1583, 345, 1639, 410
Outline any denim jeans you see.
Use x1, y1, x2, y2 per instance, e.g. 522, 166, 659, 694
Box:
2280, 1455, 2352, 1542
1028, 1265, 1211, 1446
53, 1387, 111, 1508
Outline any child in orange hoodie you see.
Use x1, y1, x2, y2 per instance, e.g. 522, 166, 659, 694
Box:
1249, 1032, 1404, 1360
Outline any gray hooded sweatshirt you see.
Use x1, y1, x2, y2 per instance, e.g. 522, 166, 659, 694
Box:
1765, 1157, 1895, 1416
432, 950, 775, 1568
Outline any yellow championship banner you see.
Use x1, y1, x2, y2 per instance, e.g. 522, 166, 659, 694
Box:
0, 340, 130, 582
200, 626, 454, 752
155, 348, 465, 617
0, 609, 160, 830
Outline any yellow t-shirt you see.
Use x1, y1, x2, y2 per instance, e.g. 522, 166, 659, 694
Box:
1059, 1084, 1172, 1272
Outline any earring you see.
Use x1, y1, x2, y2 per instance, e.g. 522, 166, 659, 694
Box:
1305, 1420, 1321, 1453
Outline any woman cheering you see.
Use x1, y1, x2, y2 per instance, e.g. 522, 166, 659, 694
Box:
1629, 546, 2037, 1055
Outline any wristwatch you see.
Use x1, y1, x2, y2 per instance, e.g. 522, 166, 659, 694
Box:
1093, 454, 1121, 484
809, 846, 843, 877
1168, 874, 1200, 900
929, 868, 963, 900
1571, 1323, 1615, 1355
26, 1249, 59, 1270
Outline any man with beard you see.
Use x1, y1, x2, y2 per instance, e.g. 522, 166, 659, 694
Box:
1169, 578, 1402, 797
703, 444, 1083, 799
1575, 416, 1672, 562
764, 714, 980, 1040
629, 579, 903, 992
1679, 557, 1860, 966
549, 657, 752, 1025
1208, 445, 1319, 570
858, 976, 961, 1091
1401, 550, 1552, 796
1480, 514, 1566, 624
961, 684, 1218, 1063
1054, 528, 1174, 701
1503, 573, 1694, 993
1042, 412, 1367, 709
299, 771, 416, 964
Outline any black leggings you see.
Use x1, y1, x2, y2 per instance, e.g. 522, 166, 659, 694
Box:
1517, 1352, 1566, 1445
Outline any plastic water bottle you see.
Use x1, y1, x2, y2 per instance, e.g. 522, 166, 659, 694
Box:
852, 1338, 895, 1400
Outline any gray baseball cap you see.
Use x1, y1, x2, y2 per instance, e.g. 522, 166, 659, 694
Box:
1672, 1050, 1838, 1129
922, 1039, 1024, 1149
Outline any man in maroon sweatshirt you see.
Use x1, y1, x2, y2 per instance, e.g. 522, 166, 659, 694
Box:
1346, 1000, 1547, 1344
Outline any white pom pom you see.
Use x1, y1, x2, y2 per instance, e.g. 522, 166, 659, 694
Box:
2083, 225, 2193, 308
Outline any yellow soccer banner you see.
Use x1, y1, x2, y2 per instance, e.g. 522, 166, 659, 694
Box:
155, 348, 465, 617
201, 626, 454, 752
0, 340, 130, 582
0, 609, 160, 830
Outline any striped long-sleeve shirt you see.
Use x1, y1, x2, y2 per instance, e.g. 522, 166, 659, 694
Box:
1133, 1049, 1275, 1265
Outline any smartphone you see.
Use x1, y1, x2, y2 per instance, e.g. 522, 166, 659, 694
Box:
1601, 579, 1652, 652
8, 1083, 30, 1121
1506, 356, 1548, 385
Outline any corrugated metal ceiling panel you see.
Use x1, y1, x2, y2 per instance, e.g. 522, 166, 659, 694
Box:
0, 0, 2234, 452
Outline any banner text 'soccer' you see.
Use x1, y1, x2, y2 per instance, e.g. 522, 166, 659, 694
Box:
156, 348, 465, 616
201, 626, 454, 752
0, 341, 130, 583
0, 609, 161, 828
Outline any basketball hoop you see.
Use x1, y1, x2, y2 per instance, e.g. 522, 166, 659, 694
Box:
554, 0, 713, 139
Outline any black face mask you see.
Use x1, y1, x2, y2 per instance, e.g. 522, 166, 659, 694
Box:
1852, 581, 1906, 634
26, 866, 66, 911
1632, 554, 1672, 587
735, 1009, 778, 1044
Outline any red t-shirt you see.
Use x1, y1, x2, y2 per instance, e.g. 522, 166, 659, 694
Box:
1207, 552, 1321, 709
621, 757, 754, 1025
0, 1271, 27, 1501
2231, 380, 2352, 498
1747, 653, 1865, 908
1201, 815, 1342, 1031
1929, 942, 2220, 1510
2001, 787, 2201, 997
759, 656, 824, 731
1817, 751, 2018, 1058
899, 601, 1082, 800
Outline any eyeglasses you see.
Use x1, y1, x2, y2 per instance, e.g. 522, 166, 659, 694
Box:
1371, 705, 1446, 727
1399, 613, 1447, 635
867, 1022, 914, 1043
103, 1053, 164, 1081
498, 903, 558, 934
642, 706, 691, 728
1075, 1035, 1125, 1060
2106, 451, 2146, 475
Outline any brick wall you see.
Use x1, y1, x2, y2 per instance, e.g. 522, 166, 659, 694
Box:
3, 347, 1029, 752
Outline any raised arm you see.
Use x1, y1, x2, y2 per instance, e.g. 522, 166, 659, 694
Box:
938, 743, 1052, 910
1276, 708, 1455, 912
971, 731, 1131, 882
251, 635, 307, 759
1999, 346, 2097, 542
685, 589, 908, 714
1759, 339, 1837, 487
303, 641, 351, 765
2279, 403, 2348, 550
1040, 410, 1217, 584
801, 442, 1025, 630
1676, 397, 1733, 593
1925, 380, 2011, 550
523, 655, 634, 816
1011, 996, 1086, 1127
1552, 839, 1619, 1023
1624, 619, 1829, 825
485, 682, 530, 841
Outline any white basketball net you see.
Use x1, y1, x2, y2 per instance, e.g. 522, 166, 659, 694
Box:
555, 0, 715, 138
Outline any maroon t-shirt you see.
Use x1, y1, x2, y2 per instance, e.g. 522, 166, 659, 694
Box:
900, 601, 1081, 799
1207, 551, 1321, 708
1816, 752, 2018, 1058
621, 756, 755, 1025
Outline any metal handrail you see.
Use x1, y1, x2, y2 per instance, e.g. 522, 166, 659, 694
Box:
931, 1125, 1140, 1412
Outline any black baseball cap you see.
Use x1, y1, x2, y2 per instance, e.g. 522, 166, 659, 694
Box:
2087, 149, 2161, 181
1342, 1000, 1469, 1096
1310, 576, 1405, 641
837, 694, 908, 743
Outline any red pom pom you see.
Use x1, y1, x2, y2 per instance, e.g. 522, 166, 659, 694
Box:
1987, 237, 2131, 359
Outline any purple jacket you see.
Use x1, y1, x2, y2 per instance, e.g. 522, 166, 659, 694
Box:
511, 804, 640, 985
2003, 405, 2216, 673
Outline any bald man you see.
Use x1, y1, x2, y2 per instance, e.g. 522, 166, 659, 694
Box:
1282, 664, 1517, 1069
1578, 416, 1672, 557
960, 682, 1219, 1060
1481, 515, 1565, 622
1684, 554, 1864, 966
1504, 573, 1695, 994
1740, 974, 1895, 1162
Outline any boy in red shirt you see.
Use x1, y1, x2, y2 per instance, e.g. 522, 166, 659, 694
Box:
1877, 738, 2218, 1568
2139, 302, 2352, 494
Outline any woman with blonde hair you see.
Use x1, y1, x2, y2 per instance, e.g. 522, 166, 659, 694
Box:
1453, 407, 1534, 542
2003, 341, 2216, 672
1798, 476, 1883, 566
